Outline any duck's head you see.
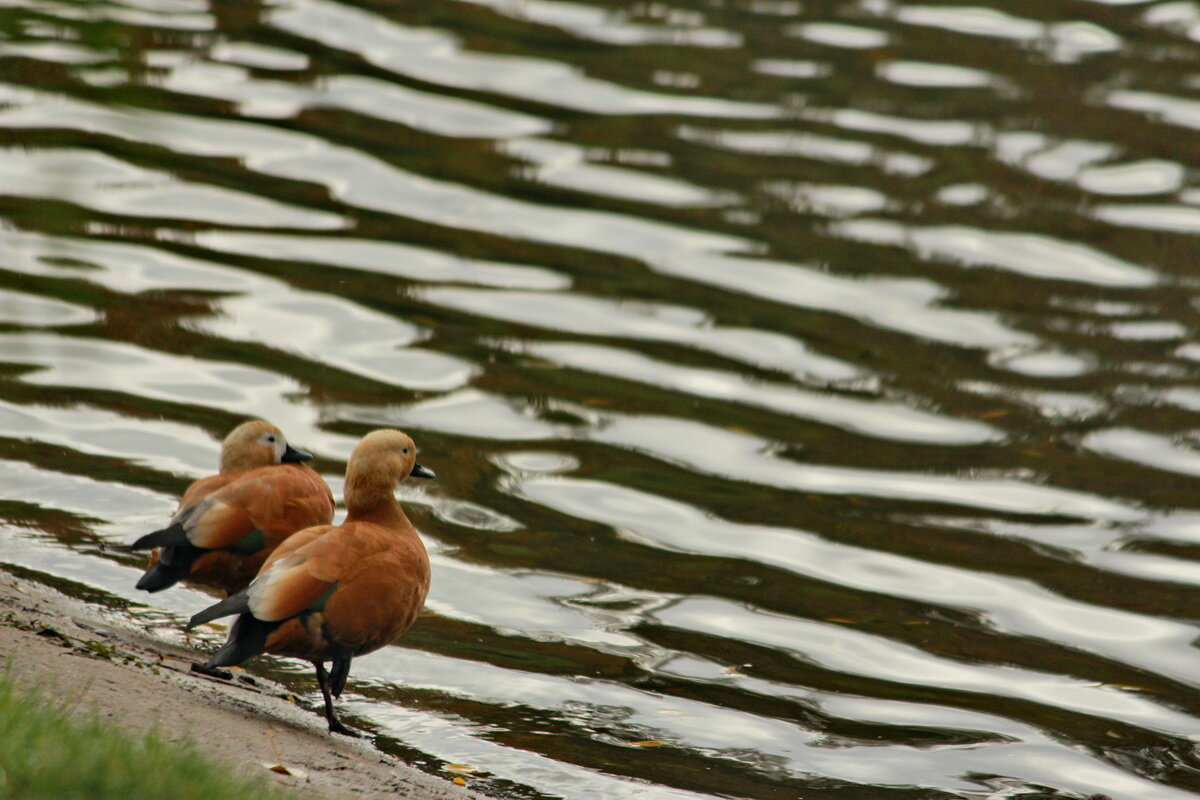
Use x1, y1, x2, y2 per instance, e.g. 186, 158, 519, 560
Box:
219, 419, 312, 473
344, 429, 435, 510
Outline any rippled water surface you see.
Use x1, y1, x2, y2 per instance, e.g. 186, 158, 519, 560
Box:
9, 0, 1200, 797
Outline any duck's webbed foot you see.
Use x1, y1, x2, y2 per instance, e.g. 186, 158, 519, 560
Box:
190, 662, 233, 680
314, 659, 367, 738
327, 717, 365, 738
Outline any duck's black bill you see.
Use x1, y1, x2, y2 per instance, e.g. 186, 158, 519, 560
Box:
282, 444, 313, 463
410, 462, 436, 479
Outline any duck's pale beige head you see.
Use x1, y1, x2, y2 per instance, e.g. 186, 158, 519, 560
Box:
219, 419, 312, 473
344, 429, 434, 512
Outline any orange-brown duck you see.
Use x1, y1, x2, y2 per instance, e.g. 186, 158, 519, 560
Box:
188, 428, 434, 736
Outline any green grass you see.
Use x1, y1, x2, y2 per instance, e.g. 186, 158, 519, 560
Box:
0, 674, 292, 800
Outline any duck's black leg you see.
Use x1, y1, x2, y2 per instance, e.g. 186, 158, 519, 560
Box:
313, 660, 364, 737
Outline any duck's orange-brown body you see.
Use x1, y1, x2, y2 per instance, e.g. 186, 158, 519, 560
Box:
254, 508, 430, 661
189, 428, 435, 736
132, 420, 334, 596
167, 465, 335, 593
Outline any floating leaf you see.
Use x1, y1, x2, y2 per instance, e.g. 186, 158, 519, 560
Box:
262, 762, 308, 779
631, 740, 668, 747
445, 763, 478, 774
453, 777, 467, 786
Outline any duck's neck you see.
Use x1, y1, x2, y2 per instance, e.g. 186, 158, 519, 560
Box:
344, 469, 408, 525
221, 453, 265, 473
346, 495, 410, 526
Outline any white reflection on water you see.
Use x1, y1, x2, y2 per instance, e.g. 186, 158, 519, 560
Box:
895, 5, 1121, 60
358, 642, 1198, 800
876, 60, 997, 88
453, 0, 743, 47
0, 289, 94, 326
526, 341, 998, 444
270, 0, 778, 118
516, 475, 1200, 684
359, 689, 718, 800
211, 40, 309, 71
1077, 159, 1185, 196
0, 333, 321, 436
0, 81, 1047, 365
803, 106, 980, 146
502, 138, 728, 208
422, 288, 861, 381
678, 125, 935, 175
657, 596, 1200, 742
895, 5, 1045, 40
652, 253, 1033, 348
1095, 203, 1200, 233
340, 389, 564, 441
195, 289, 475, 392
833, 219, 1159, 287
189, 231, 569, 290
593, 413, 1140, 521
0, 457, 175, 536
0, 147, 347, 229
1083, 427, 1200, 478
163, 61, 551, 137
0, 399, 217, 477
789, 22, 890, 49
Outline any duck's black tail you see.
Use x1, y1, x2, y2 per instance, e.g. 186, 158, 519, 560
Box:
187, 591, 250, 630
190, 591, 281, 668
134, 543, 201, 593
130, 522, 187, 551
205, 613, 282, 668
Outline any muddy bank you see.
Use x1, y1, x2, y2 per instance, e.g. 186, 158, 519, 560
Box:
0, 568, 486, 800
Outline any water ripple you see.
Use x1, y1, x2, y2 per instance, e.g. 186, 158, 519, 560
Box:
4, 0, 1200, 797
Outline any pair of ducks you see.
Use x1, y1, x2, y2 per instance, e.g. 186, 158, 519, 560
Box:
131, 421, 434, 737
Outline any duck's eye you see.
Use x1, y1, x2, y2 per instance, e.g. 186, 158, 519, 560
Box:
403, 447, 409, 455
267, 436, 277, 443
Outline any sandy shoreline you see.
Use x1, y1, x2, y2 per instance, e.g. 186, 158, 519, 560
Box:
0, 567, 487, 800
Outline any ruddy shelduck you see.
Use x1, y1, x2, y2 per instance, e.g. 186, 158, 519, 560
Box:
131, 420, 335, 595
188, 428, 435, 736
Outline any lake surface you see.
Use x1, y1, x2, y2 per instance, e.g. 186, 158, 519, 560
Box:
5, 0, 1200, 797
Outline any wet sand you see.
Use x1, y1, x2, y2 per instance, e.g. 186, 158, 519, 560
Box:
0, 568, 486, 800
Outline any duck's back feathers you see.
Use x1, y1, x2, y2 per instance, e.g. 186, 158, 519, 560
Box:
133, 463, 333, 594
246, 527, 339, 622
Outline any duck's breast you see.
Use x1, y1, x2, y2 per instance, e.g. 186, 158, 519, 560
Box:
323, 524, 431, 656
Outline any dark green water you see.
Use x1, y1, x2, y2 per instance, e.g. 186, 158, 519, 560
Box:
5, 0, 1200, 797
